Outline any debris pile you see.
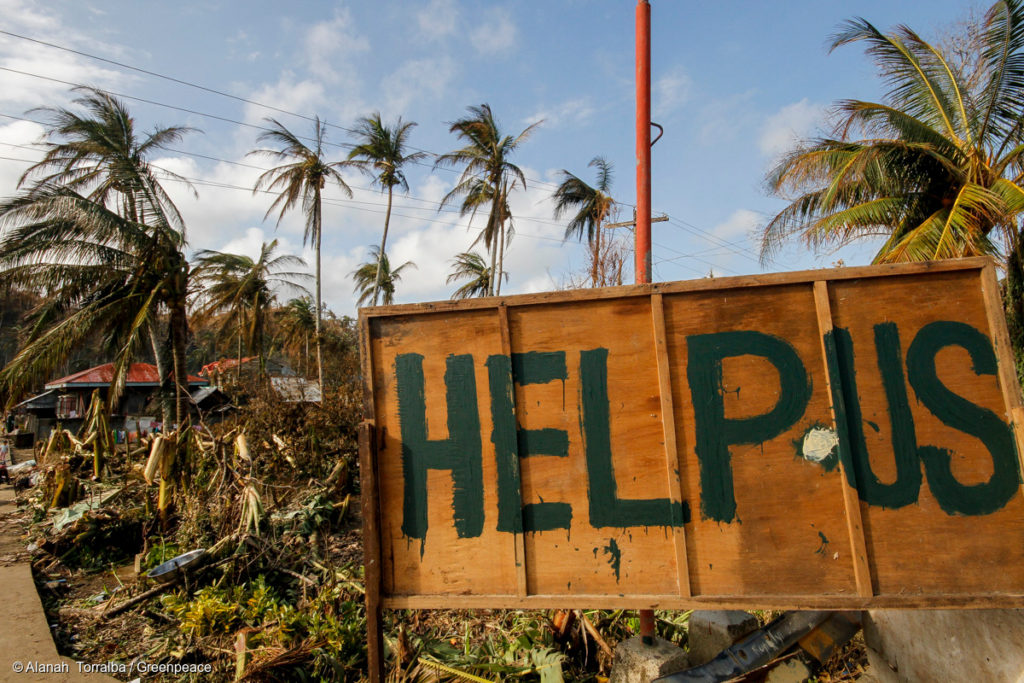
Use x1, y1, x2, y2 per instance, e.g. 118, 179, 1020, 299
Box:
12, 387, 365, 681
3, 386, 870, 681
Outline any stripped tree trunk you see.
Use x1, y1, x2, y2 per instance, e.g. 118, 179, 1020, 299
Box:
170, 266, 189, 428
313, 184, 324, 398
372, 184, 394, 306
149, 325, 173, 426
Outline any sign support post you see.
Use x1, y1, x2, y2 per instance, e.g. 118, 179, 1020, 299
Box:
636, 0, 656, 647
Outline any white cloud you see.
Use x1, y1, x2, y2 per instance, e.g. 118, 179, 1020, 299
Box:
470, 8, 517, 55
243, 76, 330, 126
238, 10, 370, 132
758, 98, 824, 158
654, 66, 690, 119
696, 89, 756, 146
711, 209, 760, 241
524, 97, 595, 129
379, 56, 456, 114
0, 120, 44, 197
416, 0, 459, 40
0, 0, 58, 32
0, 2, 136, 199
305, 9, 370, 83
204, 227, 283, 261
0, 2, 131, 110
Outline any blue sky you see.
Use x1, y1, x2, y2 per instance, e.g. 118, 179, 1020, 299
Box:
0, 0, 981, 315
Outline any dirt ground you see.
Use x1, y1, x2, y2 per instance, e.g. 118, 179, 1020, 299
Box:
0, 485, 121, 682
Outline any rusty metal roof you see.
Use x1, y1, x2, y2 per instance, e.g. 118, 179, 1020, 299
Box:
199, 357, 257, 377
45, 363, 208, 389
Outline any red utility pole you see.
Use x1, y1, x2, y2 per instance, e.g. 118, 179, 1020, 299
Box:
635, 0, 652, 285
636, 0, 656, 648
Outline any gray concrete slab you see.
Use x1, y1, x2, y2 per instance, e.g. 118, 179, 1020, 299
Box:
864, 609, 1024, 683
0, 485, 121, 682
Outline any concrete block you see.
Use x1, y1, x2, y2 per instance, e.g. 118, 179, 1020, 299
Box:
863, 609, 1024, 683
609, 636, 688, 683
861, 645, 900, 683
765, 658, 811, 683
686, 610, 759, 666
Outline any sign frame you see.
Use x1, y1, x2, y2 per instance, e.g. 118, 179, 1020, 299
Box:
358, 257, 1024, 639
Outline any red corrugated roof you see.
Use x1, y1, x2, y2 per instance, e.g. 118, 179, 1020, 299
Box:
200, 357, 257, 377
46, 363, 207, 389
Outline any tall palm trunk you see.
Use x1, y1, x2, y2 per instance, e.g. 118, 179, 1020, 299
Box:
488, 238, 497, 296
372, 184, 394, 306
149, 325, 173, 426
313, 185, 324, 397
255, 310, 265, 379
170, 292, 188, 427
496, 180, 506, 297
237, 320, 242, 381
488, 187, 501, 296
496, 222, 505, 296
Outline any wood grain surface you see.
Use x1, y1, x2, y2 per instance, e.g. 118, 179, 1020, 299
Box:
358, 257, 1024, 609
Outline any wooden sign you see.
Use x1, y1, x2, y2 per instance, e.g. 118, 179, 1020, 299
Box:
358, 257, 1024, 611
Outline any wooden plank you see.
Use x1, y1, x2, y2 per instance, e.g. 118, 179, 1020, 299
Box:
650, 293, 691, 597
362, 260, 1024, 609
358, 420, 384, 683
371, 309, 521, 597
497, 304, 529, 597
979, 261, 1024, 471
359, 314, 384, 682
358, 257, 994, 318
382, 592, 1024, 611
358, 314, 376, 422
828, 269, 1024, 597
812, 280, 874, 598
507, 298, 679, 597
661, 284, 856, 597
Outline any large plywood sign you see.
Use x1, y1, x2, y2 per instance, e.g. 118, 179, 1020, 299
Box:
358, 258, 1024, 610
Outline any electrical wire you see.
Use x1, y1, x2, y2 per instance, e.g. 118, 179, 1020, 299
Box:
0, 38, 747, 273
0, 35, 566, 191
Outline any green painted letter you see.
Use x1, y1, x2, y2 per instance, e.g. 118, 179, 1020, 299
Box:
906, 321, 1020, 515
580, 348, 688, 528
686, 331, 811, 522
395, 353, 483, 540
487, 352, 572, 533
827, 324, 922, 509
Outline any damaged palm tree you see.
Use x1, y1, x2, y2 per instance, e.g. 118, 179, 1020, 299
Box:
239, 483, 264, 536
0, 88, 196, 425
143, 431, 179, 525
46, 463, 80, 509
80, 389, 115, 480
42, 428, 73, 465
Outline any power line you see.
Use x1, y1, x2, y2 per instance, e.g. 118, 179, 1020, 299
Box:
0, 35, 566, 192
653, 239, 741, 275
0, 65, 293, 136
0, 28, 334, 129
0, 111, 573, 226
149, 167, 573, 245
0, 149, 744, 282
0, 142, 574, 248
651, 257, 708, 278
663, 215, 763, 265
0, 137, 746, 272
655, 244, 753, 263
